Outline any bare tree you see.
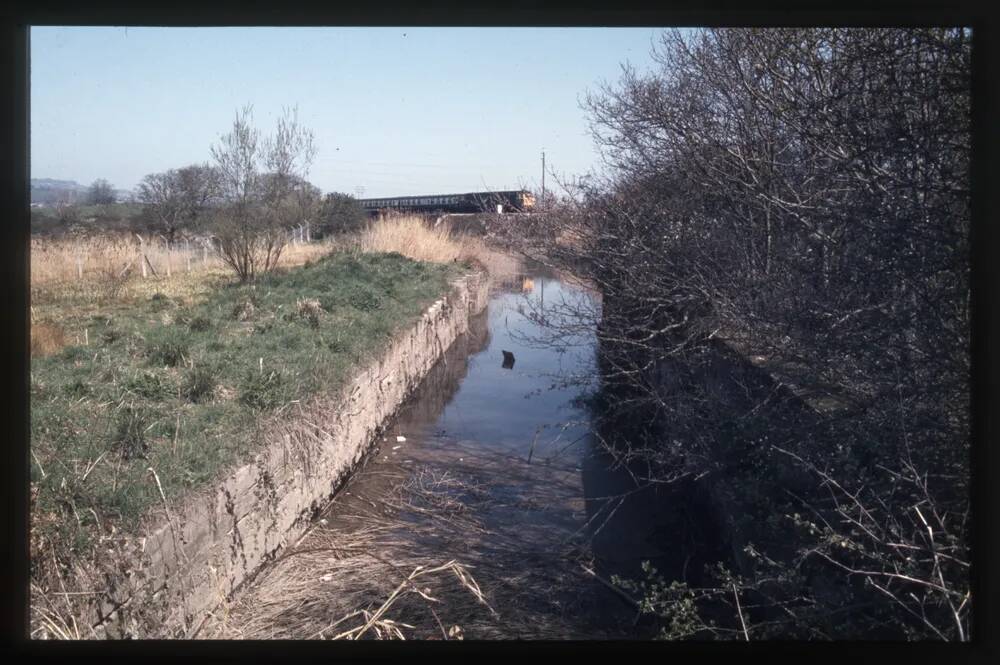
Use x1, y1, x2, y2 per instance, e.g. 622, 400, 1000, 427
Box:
86, 179, 116, 205
175, 164, 222, 227
136, 164, 221, 243
210, 104, 316, 282
256, 172, 321, 237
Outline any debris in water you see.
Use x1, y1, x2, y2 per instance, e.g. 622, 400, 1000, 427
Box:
396, 436, 406, 442
392, 445, 402, 450
319, 574, 333, 582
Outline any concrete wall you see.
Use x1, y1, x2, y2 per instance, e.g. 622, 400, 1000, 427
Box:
88, 272, 490, 638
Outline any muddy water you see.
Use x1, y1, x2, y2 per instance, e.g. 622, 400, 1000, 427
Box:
211, 268, 704, 640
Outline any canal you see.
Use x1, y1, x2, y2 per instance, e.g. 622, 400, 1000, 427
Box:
203, 264, 725, 640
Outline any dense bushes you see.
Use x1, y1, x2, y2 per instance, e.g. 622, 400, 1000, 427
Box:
531, 28, 971, 640
318, 192, 367, 236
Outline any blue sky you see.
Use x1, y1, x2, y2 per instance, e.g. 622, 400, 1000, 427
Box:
30, 26, 666, 198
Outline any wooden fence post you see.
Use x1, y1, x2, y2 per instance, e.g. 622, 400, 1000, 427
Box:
137, 234, 148, 279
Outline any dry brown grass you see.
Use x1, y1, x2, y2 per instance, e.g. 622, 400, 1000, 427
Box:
200, 466, 499, 640
358, 214, 521, 278
200, 445, 616, 641
30, 321, 67, 358
29, 234, 339, 313
31, 234, 197, 287
29, 219, 511, 316
31, 234, 337, 288
359, 215, 462, 263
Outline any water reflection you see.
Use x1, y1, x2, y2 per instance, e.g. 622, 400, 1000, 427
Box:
382, 270, 704, 628
270, 269, 714, 637
395, 274, 597, 465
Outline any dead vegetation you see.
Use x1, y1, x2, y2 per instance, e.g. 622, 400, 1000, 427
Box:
358, 213, 520, 277
29, 216, 512, 315
30, 320, 67, 357
202, 449, 627, 640
30, 233, 338, 310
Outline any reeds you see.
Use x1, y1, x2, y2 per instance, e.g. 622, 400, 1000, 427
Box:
358, 214, 521, 277
29, 234, 338, 306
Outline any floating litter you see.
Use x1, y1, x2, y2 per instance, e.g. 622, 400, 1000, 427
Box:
396, 436, 406, 442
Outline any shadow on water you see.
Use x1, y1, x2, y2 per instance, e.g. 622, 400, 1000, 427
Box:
211, 265, 732, 639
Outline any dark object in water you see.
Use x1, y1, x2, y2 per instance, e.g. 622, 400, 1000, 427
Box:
501, 350, 516, 370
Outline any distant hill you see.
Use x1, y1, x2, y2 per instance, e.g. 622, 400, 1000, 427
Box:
31, 178, 133, 205
31, 178, 87, 205
31, 178, 87, 191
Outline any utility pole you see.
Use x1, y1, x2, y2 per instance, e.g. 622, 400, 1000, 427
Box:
541, 149, 545, 209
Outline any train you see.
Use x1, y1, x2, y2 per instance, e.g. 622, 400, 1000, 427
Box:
357, 190, 536, 215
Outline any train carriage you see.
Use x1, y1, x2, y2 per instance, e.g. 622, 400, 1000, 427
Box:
358, 190, 535, 215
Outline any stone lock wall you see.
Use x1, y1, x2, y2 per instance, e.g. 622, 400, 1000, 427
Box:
91, 272, 490, 638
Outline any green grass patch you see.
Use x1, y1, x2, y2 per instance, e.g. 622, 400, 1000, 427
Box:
182, 365, 217, 403
30, 250, 461, 558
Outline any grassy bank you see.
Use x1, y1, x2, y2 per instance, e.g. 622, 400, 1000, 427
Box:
30, 249, 464, 573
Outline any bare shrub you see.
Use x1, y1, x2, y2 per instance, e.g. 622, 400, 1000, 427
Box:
210, 105, 317, 282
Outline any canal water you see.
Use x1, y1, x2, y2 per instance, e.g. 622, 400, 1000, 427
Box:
208, 267, 723, 640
